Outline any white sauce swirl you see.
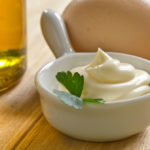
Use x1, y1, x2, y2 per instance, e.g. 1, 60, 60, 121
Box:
60, 48, 150, 102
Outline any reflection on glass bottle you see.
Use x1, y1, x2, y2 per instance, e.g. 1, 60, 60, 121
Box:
0, 0, 26, 91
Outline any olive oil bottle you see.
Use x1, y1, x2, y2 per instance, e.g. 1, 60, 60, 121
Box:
0, 0, 26, 92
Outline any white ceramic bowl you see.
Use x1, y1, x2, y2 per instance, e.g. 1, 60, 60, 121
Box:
35, 52, 150, 142
36, 9, 150, 142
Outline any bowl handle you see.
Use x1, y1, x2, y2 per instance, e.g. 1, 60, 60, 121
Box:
41, 9, 74, 58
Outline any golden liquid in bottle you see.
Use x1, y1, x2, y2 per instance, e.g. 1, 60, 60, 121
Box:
0, 0, 26, 92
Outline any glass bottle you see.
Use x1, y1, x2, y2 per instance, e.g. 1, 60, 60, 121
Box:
0, 0, 26, 92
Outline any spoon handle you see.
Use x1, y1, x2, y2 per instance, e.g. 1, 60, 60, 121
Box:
41, 9, 74, 58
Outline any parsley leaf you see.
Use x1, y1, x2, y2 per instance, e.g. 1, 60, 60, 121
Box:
56, 71, 84, 97
55, 71, 105, 109
54, 89, 82, 109
82, 98, 105, 104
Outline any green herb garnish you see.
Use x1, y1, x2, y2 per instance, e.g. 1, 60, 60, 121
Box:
54, 71, 105, 109
82, 98, 105, 104
56, 71, 84, 97
54, 89, 82, 109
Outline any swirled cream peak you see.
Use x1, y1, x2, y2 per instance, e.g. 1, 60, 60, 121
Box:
59, 48, 150, 102
86, 48, 135, 83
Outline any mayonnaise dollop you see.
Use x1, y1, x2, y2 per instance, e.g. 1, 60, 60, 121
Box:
60, 48, 150, 102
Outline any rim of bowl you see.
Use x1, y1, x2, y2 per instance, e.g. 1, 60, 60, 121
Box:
35, 52, 150, 106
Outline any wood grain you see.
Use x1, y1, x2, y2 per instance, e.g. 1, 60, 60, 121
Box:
1, 0, 150, 149
15, 117, 150, 150
0, 0, 63, 149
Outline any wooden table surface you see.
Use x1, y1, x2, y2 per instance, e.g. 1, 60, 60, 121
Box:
1, 0, 150, 149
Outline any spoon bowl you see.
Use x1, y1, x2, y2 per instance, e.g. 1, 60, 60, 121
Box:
35, 51, 150, 142
35, 9, 150, 141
